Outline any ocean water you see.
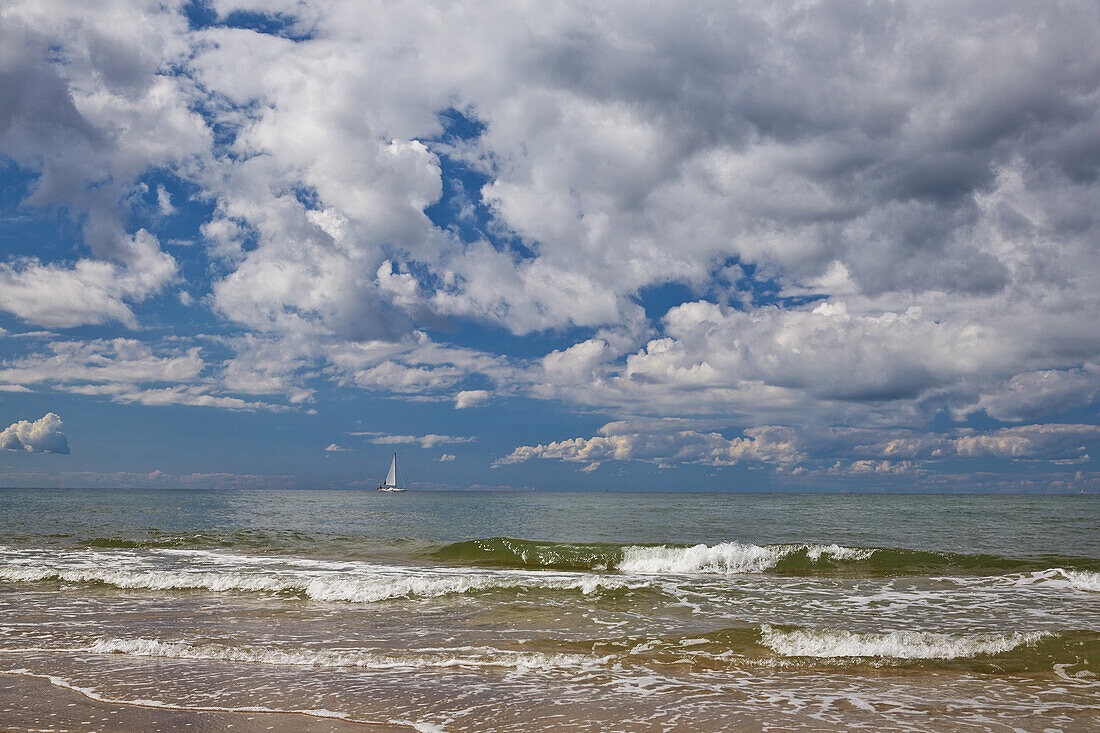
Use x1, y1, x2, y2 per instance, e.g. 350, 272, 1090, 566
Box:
0, 489, 1097, 731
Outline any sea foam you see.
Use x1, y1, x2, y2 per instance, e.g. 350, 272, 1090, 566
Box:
0, 555, 632, 602
1062, 569, 1100, 592
758, 625, 1045, 659
616, 542, 873, 575
1009, 568, 1100, 593
84, 637, 594, 671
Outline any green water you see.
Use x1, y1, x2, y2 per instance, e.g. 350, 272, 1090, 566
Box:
4, 488, 1098, 552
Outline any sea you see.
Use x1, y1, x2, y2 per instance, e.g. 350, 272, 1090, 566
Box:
0, 489, 1097, 731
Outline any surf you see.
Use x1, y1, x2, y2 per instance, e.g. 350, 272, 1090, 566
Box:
432, 537, 1100, 579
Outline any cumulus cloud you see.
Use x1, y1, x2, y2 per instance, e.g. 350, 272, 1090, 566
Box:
829, 460, 919, 476
0, 413, 69, 454
147, 0, 1100, 426
952, 424, 1100, 461
956, 367, 1100, 423
497, 421, 1100, 474
0, 2, 203, 329
496, 420, 802, 468
439, 453, 456, 462
0, 230, 176, 328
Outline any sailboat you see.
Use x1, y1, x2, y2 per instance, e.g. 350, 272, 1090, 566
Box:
377, 452, 407, 492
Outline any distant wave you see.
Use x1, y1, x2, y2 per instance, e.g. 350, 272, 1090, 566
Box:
433, 537, 1100, 579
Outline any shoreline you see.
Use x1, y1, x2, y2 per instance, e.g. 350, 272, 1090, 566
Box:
0, 670, 414, 733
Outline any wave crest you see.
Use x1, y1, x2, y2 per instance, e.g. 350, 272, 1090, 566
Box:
1009, 568, 1100, 593
0, 562, 634, 602
759, 625, 1046, 659
617, 542, 872, 575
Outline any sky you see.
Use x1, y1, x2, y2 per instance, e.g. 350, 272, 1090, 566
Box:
1, 0, 1099, 492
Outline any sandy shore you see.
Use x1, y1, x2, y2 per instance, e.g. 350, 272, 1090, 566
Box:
0, 673, 412, 733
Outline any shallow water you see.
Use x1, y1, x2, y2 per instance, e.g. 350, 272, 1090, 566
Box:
1, 490, 1097, 731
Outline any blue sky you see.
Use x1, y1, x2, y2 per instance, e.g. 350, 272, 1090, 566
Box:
2, 0, 1100, 492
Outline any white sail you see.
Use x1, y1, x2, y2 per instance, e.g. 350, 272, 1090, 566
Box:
385, 454, 397, 487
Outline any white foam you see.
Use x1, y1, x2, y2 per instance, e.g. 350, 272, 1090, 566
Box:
804, 544, 872, 561
1006, 568, 1100, 593
83, 637, 594, 671
1057, 569, 1100, 592
616, 542, 872, 575
0, 565, 290, 593
0, 557, 631, 602
759, 625, 1045, 659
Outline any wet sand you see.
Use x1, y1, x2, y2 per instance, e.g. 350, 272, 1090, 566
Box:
0, 673, 410, 733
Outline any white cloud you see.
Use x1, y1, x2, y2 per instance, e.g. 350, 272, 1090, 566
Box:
0, 467, 300, 489
355, 432, 476, 449
0, 230, 176, 328
0, 338, 204, 387
219, 334, 315, 403
496, 420, 802, 468
65, 384, 283, 411
325, 443, 349, 452
952, 424, 1100, 461
0, 2, 205, 329
0, 412, 69, 454
829, 460, 918, 476
454, 389, 489, 409
0, 338, 283, 411
438, 453, 456, 462
957, 367, 1100, 422
498, 421, 1100, 473
156, 185, 175, 215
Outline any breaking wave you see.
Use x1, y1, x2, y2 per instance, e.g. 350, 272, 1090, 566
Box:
0, 561, 636, 602
758, 626, 1046, 659
1005, 568, 1100, 593
617, 542, 872, 574
4, 540, 1098, 593
433, 537, 1100, 578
